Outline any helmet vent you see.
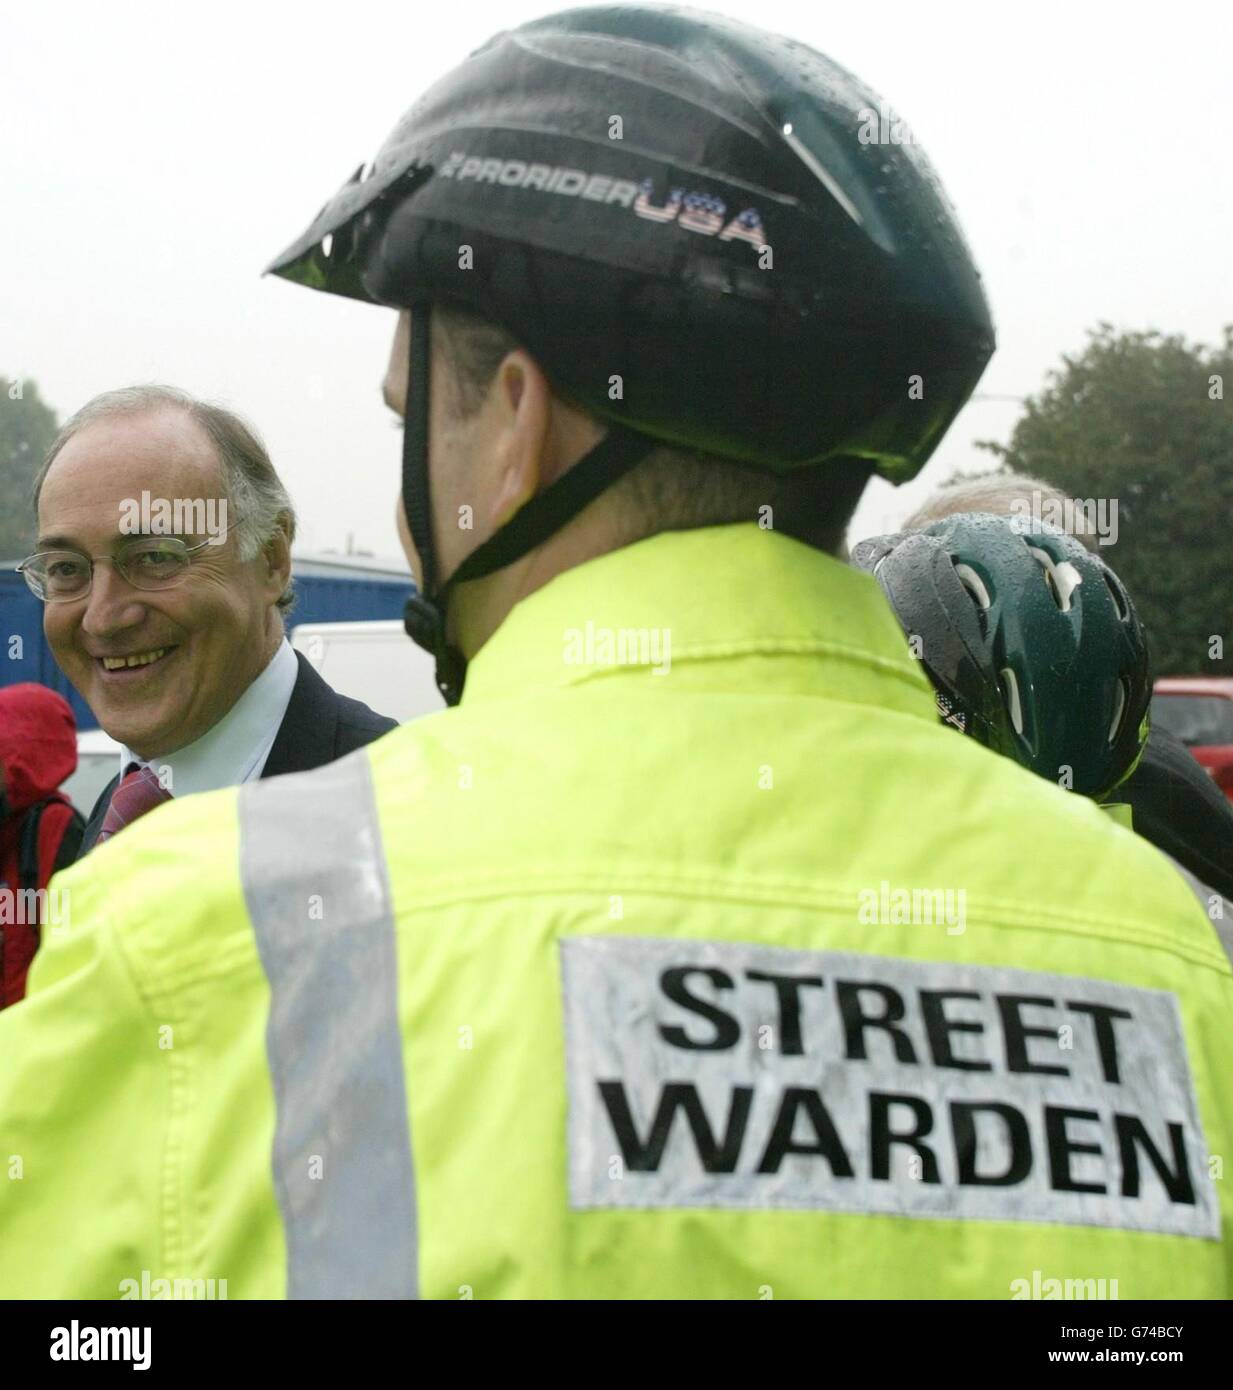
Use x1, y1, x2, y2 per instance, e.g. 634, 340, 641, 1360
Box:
1108, 678, 1127, 745
1028, 546, 1082, 612
779, 123, 863, 229
998, 667, 1025, 735
953, 562, 991, 610
1104, 570, 1129, 621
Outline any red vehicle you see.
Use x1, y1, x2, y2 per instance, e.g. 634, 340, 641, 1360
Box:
1151, 677, 1233, 801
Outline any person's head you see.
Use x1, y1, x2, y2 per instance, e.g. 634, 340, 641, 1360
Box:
903, 472, 1099, 550
0, 684, 78, 815
381, 302, 858, 656
270, 4, 996, 702
851, 511, 1151, 800
29, 386, 296, 760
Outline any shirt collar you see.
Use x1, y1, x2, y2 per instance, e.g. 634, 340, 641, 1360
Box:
123, 638, 299, 796
461, 524, 936, 719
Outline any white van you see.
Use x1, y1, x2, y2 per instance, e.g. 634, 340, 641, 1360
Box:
291, 619, 444, 725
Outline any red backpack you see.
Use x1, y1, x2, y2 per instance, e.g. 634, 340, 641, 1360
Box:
0, 793, 84, 1006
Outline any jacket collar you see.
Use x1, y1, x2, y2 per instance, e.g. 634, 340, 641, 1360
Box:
261, 652, 341, 779
461, 524, 937, 720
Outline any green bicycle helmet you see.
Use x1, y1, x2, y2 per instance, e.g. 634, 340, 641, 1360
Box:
850, 511, 1152, 800
266, 5, 994, 703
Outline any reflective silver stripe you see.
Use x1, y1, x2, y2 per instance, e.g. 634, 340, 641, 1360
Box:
1167, 855, 1233, 971
239, 750, 417, 1299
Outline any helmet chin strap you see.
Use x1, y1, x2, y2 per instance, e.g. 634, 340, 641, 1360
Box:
401, 303, 462, 703
401, 302, 657, 706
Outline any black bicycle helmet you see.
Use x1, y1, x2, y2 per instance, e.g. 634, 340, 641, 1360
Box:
268, 5, 995, 702
851, 512, 1152, 800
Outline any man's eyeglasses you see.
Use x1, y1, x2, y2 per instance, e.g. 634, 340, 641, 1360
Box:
17, 530, 238, 604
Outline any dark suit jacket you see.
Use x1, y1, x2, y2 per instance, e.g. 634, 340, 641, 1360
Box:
80, 652, 398, 853
1120, 725, 1233, 901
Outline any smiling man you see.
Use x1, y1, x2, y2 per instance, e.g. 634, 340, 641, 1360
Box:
26, 385, 397, 852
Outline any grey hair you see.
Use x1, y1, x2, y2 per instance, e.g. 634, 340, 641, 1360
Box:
903, 470, 1098, 550
33, 384, 299, 611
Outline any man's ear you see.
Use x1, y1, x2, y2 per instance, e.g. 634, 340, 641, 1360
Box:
486, 350, 553, 533
261, 520, 293, 603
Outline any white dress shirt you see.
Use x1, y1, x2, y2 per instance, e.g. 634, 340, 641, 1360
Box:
119, 639, 300, 797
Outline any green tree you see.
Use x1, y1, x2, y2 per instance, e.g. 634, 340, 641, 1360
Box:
0, 377, 59, 561
979, 324, 1232, 676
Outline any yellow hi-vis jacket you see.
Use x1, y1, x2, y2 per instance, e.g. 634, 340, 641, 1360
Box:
1, 525, 1230, 1300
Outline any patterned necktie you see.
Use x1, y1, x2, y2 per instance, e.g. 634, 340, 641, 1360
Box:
96, 764, 172, 846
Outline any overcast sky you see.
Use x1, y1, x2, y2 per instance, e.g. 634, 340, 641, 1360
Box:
3, 0, 1229, 563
